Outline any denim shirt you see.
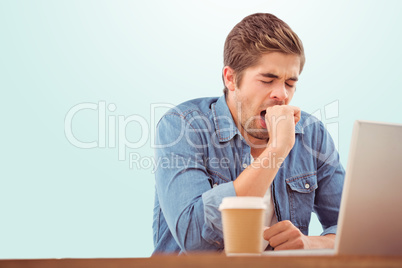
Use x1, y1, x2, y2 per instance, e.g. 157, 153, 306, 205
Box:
153, 95, 345, 254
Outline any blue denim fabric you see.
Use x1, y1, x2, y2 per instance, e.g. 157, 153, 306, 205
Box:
152, 95, 344, 254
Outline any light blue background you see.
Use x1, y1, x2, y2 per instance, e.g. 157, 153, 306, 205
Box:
1, 0, 401, 258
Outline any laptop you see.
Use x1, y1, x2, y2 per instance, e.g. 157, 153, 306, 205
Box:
263, 120, 402, 256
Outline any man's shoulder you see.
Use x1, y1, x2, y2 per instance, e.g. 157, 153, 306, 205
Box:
164, 96, 220, 118
298, 110, 326, 134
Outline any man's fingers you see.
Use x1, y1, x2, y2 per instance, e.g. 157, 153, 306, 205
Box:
263, 220, 293, 241
263, 220, 306, 249
266, 105, 300, 125
267, 229, 291, 248
274, 232, 306, 250
292, 106, 301, 125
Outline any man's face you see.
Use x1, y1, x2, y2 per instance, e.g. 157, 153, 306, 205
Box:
230, 52, 301, 141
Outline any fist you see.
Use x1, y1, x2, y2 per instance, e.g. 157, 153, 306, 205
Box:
263, 220, 309, 250
264, 105, 301, 153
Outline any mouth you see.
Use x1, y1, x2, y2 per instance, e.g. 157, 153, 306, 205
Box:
260, 110, 267, 128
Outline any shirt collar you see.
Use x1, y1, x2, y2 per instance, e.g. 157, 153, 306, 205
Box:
295, 118, 304, 134
212, 95, 303, 143
211, 95, 239, 142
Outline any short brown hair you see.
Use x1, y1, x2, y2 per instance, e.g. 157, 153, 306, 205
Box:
223, 13, 305, 96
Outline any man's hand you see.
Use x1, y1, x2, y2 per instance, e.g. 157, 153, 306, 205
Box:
263, 220, 336, 250
264, 105, 301, 155
263, 220, 310, 250
233, 105, 301, 197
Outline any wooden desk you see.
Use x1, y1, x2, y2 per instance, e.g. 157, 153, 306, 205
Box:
1, 254, 402, 268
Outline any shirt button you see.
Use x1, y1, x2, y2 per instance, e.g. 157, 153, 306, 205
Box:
242, 163, 248, 169
305, 183, 310, 189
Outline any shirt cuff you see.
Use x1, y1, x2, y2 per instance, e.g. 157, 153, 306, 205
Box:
201, 181, 237, 246
321, 225, 337, 236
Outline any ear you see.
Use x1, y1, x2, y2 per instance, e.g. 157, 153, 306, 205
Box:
223, 66, 236, 92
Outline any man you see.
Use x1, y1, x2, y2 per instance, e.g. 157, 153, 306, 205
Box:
153, 13, 344, 254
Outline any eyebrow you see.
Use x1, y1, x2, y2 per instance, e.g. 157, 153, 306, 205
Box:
259, 72, 299, 82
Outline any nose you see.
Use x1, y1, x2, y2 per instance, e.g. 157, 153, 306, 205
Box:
270, 84, 288, 101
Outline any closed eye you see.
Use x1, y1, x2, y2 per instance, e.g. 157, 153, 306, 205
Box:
285, 83, 295, 88
261, 80, 273, 84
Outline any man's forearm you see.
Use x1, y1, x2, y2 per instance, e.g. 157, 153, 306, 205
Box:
233, 145, 290, 197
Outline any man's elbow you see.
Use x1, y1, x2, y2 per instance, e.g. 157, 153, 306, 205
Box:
173, 220, 222, 252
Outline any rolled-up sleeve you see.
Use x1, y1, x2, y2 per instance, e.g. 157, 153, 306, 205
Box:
155, 113, 236, 252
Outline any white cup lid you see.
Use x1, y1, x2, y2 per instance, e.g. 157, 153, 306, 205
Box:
219, 196, 267, 210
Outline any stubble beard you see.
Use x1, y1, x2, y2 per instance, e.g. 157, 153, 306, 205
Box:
241, 116, 269, 141
238, 101, 285, 142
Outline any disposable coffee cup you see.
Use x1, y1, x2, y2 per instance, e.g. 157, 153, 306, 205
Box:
219, 196, 267, 255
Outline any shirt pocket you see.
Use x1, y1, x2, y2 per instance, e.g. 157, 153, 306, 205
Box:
285, 172, 318, 234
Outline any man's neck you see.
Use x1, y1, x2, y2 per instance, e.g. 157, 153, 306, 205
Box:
238, 128, 269, 158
